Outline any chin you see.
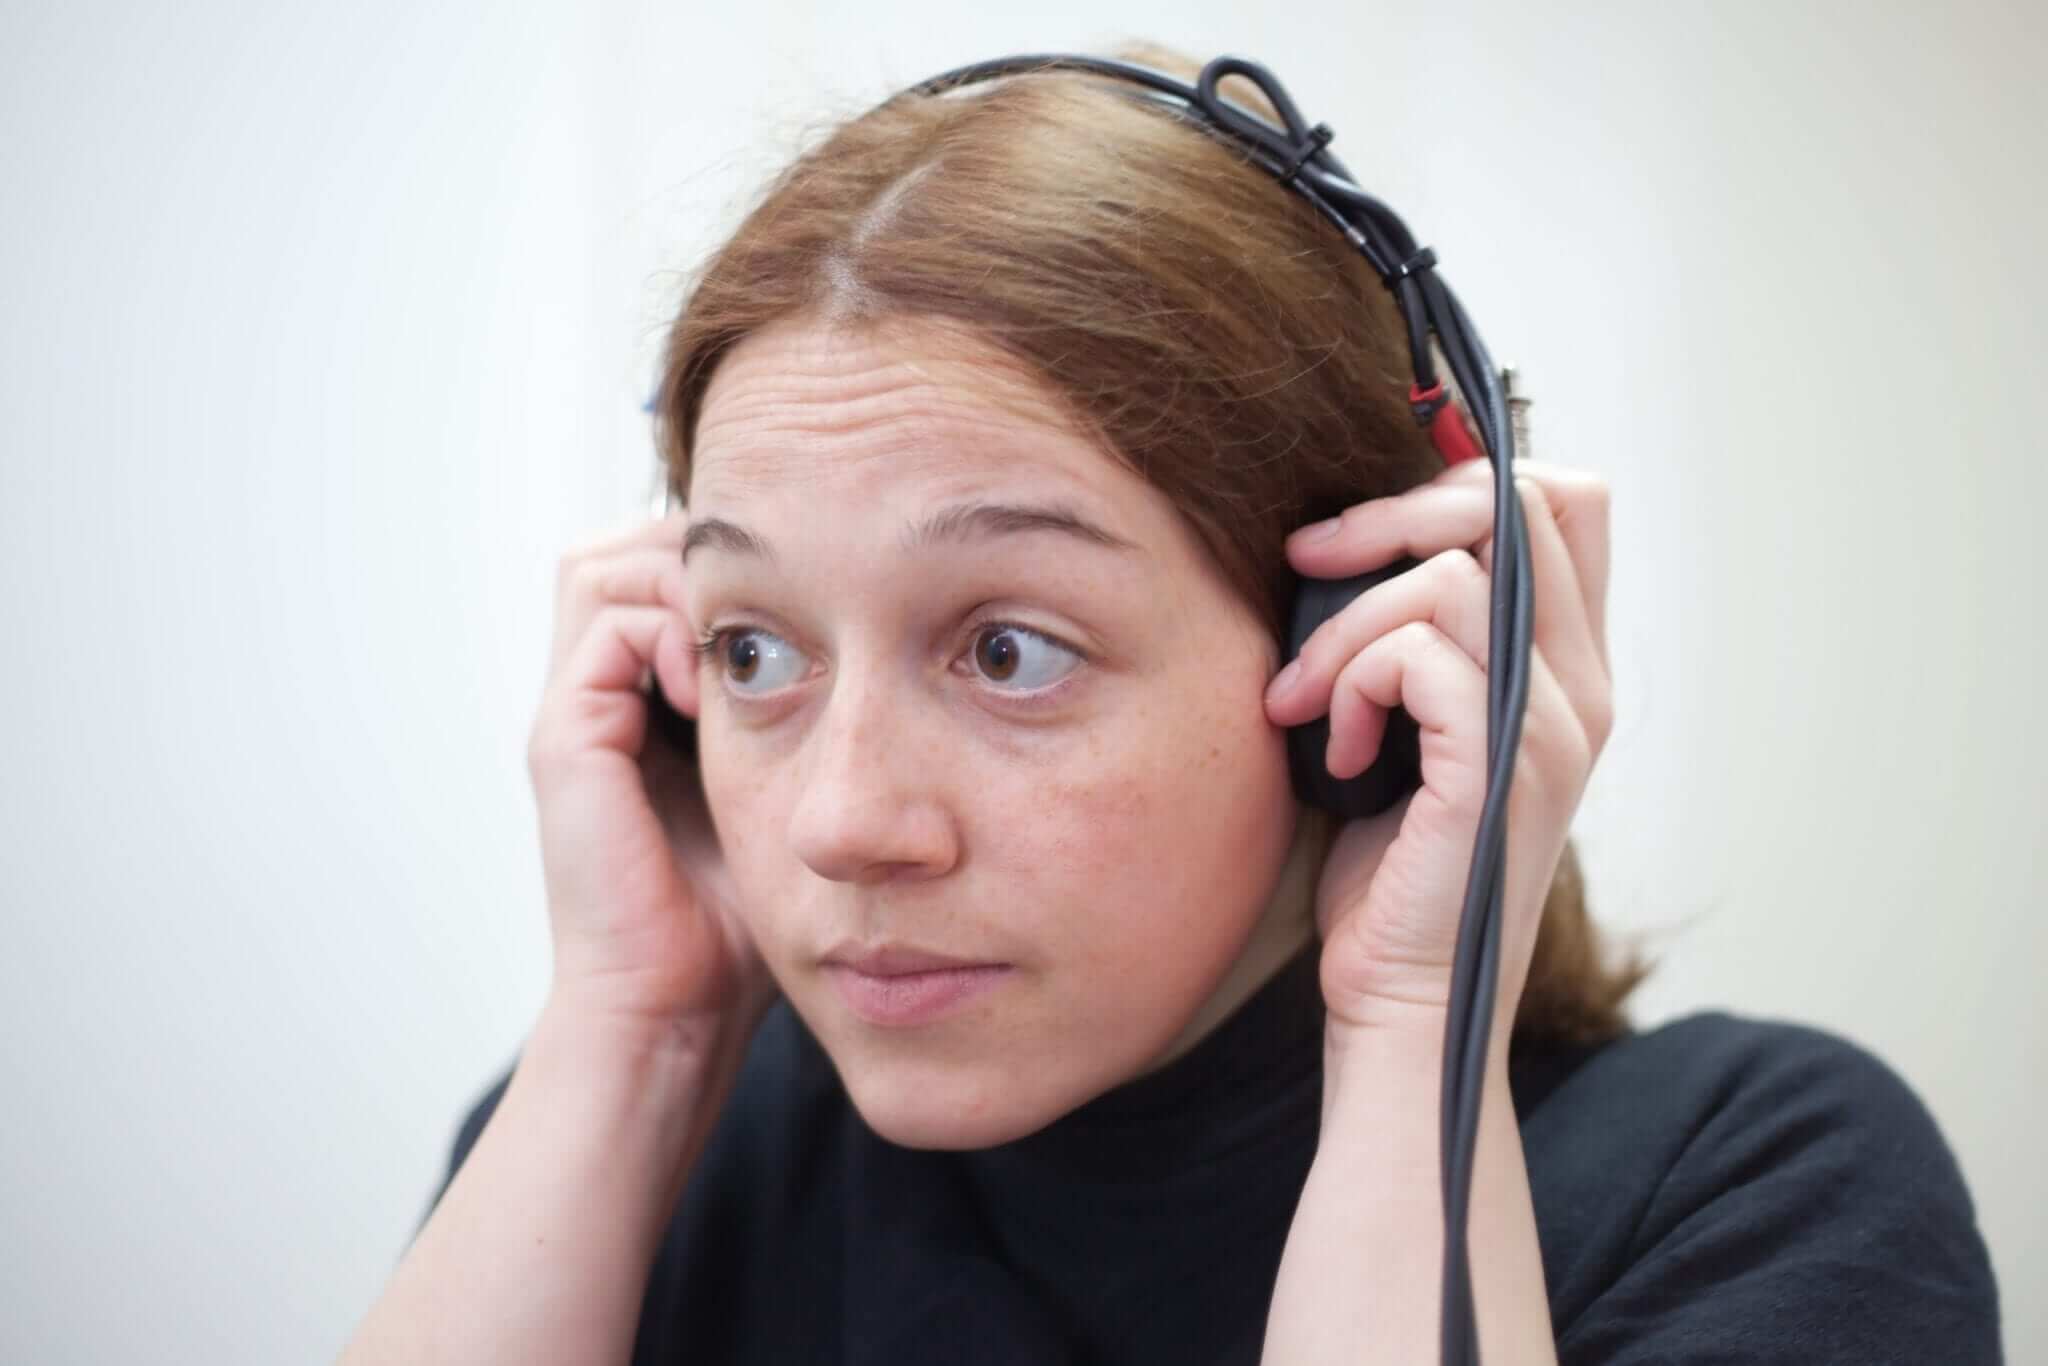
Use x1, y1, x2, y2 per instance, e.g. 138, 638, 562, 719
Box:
838, 1055, 1071, 1151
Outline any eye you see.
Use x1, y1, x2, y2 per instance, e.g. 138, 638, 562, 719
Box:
696, 627, 808, 696
970, 622, 1082, 692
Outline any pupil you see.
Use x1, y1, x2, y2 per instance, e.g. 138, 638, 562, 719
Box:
728, 635, 759, 682
979, 629, 1017, 680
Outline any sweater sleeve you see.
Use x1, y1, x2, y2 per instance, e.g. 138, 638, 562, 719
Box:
400, 1005, 849, 1361
411, 1060, 515, 1245
1551, 1014, 2003, 1364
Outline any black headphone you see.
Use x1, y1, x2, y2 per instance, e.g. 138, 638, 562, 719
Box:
643, 54, 1535, 1366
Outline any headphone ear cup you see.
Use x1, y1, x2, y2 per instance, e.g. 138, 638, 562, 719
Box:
1285, 560, 1424, 821
644, 677, 699, 762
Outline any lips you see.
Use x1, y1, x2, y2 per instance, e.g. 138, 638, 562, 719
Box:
820, 942, 1016, 1026
824, 944, 1005, 976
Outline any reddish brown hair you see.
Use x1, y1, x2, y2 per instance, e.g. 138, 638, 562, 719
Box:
653, 42, 1652, 1047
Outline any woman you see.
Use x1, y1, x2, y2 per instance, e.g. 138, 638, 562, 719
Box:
339, 44, 2003, 1365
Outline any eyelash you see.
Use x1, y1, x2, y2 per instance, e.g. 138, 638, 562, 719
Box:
689, 618, 1085, 704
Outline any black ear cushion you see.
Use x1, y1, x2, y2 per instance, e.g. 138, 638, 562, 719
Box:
645, 683, 699, 761
1285, 558, 1424, 821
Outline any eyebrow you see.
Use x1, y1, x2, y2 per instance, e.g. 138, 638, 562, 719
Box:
680, 499, 1142, 565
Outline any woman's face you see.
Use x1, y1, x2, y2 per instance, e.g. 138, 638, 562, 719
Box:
684, 313, 1312, 1149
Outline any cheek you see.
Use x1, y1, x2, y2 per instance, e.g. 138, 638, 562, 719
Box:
694, 673, 1293, 974
991, 692, 1294, 960
697, 754, 792, 943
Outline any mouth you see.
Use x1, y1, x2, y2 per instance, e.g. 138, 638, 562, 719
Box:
824, 962, 1014, 1028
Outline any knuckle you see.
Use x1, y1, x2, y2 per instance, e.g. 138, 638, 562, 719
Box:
566, 556, 609, 598
1566, 710, 1595, 771
525, 725, 565, 779
1586, 691, 1616, 753
554, 550, 589, 592
1582, 479, 1612, 527
557, 560, 623, 629
1432, 546, 1485, 584
565, 684, 617, 729
1522, 718, 1590, 798
1398, 618, 1447, 656
1557, 471, 1611, 522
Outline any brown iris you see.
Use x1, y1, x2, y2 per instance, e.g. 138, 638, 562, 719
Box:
726, 634, 760, 684
974, 626, 1021, 681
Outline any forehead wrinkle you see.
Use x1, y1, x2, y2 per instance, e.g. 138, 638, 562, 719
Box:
693, 402, 1122, 530
686, 316, 1183, 593
692, 411, 1043, 516
691, 314, 1109, 494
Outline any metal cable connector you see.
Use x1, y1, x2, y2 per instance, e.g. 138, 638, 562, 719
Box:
1500, 363, 1532, 461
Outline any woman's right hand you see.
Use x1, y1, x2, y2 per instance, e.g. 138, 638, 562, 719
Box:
525, 505, 778, 1041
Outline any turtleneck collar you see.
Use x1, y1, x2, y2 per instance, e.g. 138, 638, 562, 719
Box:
831, 927, 1605, 1365
872, 935, 1328, 1364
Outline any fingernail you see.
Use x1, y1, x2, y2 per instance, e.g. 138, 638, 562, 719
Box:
1297, 517, 1342, 542
1266, 659, 1302, 702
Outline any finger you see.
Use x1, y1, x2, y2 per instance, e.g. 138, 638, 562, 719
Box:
1325, 620, 1486, 786
1286, 470, 1608, 752
1476, 477, 1612, 755
1274, 544, 1595, 793
1325, 618, 1590, 814
550, 547, 693, 684
533, 603, 692, 766
1441, 461, 1610, 675
649, 603, 701, 726
1269, 547, 1493, 726
559, 506, 690, 564
1291, 462, 1611, 678
1291, 471, 1587, 658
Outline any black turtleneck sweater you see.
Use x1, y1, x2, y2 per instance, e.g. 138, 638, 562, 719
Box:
419, 941, 2004, 1362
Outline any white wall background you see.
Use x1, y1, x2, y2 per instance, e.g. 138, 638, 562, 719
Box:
2, 0, 2039, 1360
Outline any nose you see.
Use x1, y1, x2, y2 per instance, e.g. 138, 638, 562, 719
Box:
787, 668, 959, 886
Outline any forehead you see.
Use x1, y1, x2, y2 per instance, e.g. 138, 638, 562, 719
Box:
689, 314, 1130, 509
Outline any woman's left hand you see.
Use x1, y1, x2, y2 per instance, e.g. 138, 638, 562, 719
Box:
1262, 459, 1616, 1048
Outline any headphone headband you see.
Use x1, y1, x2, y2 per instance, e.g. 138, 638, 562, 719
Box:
897, 54, 1505, 470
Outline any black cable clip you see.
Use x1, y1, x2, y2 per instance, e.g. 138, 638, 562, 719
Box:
1389, 246, 1438, 282
1276, 122, 1335, 186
